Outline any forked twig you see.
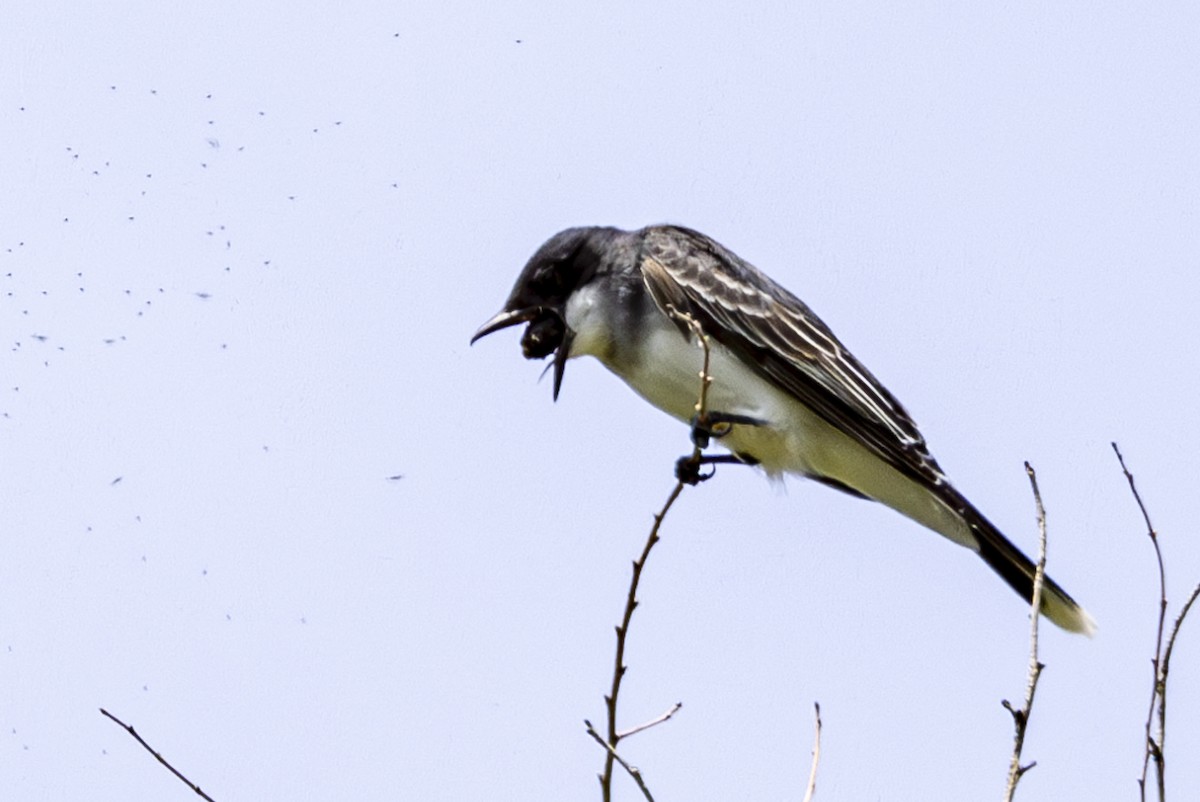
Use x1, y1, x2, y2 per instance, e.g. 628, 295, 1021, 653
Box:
594, 310, 711, 802
586, 720, 657, 801
1112, 443, 1168, 802
1114, 443, 1200, 802
99, 708, 215, 801
1158, 581, 1200, 795
617, 702, 683, 740
595, 483, 684, 801
1001, 462, 1048, 801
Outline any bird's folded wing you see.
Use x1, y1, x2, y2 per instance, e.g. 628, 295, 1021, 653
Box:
640, 224, 947, 491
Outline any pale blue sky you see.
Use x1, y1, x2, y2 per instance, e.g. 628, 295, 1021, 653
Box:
3, 2, 1198, 799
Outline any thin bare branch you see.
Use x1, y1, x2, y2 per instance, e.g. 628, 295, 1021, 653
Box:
99, 708, 215, 801
1002, 462, 1048, 801
1112, 442, 1158, 535
1161, 582, 1200, 692
802, 702, 822, 802
1154, 580, 1200, 802
595, 310, 712, 801
673, 309, 715, 425
1113, 442, 1169, 802
617, 703, 683, 740
586, 720, 656, 802
599, 481, 682, 801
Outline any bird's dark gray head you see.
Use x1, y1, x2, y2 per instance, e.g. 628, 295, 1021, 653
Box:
471, 227, 618, 398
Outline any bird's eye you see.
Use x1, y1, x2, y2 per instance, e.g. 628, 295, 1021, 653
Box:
533, 265, 565, 295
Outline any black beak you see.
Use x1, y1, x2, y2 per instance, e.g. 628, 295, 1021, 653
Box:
551, 329, 574, 401
470, 307, 540, 345
471, 306, 575, 401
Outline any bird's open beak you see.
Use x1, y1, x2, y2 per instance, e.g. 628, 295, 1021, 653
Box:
470, 307, 540, 344
471, 306, 574, 401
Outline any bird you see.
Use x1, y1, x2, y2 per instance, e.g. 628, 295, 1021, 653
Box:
471, 224, 1093, 635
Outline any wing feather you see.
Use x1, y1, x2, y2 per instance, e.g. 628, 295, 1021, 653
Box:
637, 225, 1094, 633
639, 224, 946, 489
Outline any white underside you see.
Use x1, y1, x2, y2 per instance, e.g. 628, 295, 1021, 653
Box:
565, 287, 977, 551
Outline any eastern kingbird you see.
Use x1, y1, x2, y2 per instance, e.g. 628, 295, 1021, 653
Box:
472, 225, 1093, 635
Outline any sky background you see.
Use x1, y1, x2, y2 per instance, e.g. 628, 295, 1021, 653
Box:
3, 2, 1198, 799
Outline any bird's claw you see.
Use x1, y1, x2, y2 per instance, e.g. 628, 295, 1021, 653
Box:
689, 411, 768, 449
676, 456, 716, 485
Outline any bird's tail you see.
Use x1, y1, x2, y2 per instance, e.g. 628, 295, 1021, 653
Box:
959, 500, 1095, 636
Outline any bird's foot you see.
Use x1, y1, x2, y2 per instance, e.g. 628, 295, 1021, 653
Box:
675, 455, 715, 485
675, 453, 760, 486
689, 411, 768, 449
